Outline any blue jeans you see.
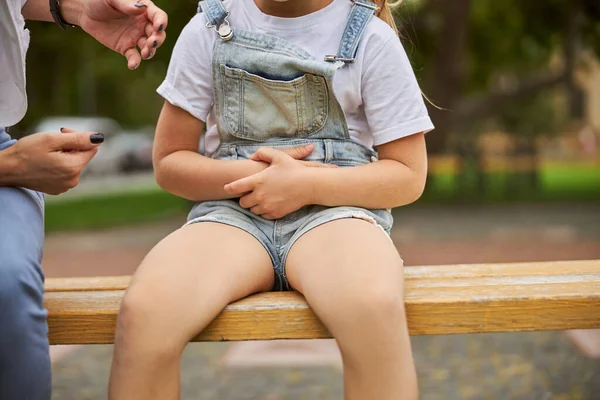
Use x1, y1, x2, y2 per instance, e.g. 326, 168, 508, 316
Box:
0, 128, 51, 400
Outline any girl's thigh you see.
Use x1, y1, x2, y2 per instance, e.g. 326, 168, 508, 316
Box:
285, 218, 405, 325
122, 222, 274, 343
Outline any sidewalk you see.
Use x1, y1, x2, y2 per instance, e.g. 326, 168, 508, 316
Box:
46, 204, 600, 399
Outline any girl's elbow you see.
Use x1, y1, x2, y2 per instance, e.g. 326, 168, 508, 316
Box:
393, 170, 427, 207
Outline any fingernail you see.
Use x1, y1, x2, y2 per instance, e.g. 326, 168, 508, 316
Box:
305, 144, 314, 149
90, 133, 104, 144
60, 127, 66, 132
158, 24, 164, 32
146, 51, 153, 59
153, 40, 158, 48
134, 3, 147, 8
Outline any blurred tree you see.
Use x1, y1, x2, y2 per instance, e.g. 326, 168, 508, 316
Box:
399, 0, 600, 154
18, 0, 199, 134
17, 0, 600, 157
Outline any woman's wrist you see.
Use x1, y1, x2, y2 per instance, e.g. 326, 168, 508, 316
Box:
21, 0, 82, 25
0, 146, 23, 187
54, 0, 83, 26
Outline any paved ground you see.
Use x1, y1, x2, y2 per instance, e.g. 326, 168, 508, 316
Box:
45, 204, 600, 400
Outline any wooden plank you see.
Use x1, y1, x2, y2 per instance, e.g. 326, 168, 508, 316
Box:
45, 260, 600, 344
44, 260, 600, 292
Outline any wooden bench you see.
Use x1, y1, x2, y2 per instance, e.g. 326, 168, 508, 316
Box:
45, 260, 600, 345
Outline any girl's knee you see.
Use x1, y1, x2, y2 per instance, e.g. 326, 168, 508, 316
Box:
326, 282, 406, 331
116, 286, 183, 356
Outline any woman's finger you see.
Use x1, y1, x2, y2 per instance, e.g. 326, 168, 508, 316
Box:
137, 36, 148, 52
141, 30, 166, 59
145, 0, 168, 34
124, 47, 142, 70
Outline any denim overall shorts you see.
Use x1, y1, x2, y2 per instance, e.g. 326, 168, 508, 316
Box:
188, 0, 394, 290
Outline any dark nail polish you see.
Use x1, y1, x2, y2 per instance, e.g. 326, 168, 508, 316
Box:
158, 24, 164, 32
60, 127, 66, 132
90, 133, 104, 144
134, 3, 147, 8
153, 40, 158, 48
146, 51, 153, 59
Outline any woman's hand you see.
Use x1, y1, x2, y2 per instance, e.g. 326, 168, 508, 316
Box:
78, 0, 168, 70
224, 147, 334, 220
0, 130, 103, 194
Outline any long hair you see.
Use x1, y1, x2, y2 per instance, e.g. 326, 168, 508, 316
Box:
373, 0, 402, 35
372, 0, 440, 108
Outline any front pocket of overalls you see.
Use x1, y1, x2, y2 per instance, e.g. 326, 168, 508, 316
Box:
220, 65, 328, 141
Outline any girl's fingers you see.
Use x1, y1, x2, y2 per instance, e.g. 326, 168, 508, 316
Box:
124, 47, 142, 70
299, 161, 338, 168
250, 205, 264, 215
239, 193, 258, 209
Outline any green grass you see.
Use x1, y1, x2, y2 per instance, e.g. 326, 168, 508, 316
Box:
45, 189, 190, 233
422, 163, 600, 204
45, 164, 599, 232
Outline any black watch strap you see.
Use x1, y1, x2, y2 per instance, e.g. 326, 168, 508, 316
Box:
49, 0, 76, 30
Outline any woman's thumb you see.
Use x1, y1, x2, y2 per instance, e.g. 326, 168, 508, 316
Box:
56, 132, 105, 152
110, 0, 148, 15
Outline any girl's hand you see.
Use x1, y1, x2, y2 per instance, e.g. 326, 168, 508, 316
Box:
224, 147, 334, 220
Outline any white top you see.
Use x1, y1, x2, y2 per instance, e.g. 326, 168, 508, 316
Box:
157, 0, 434, 156
0, 0, 29, 127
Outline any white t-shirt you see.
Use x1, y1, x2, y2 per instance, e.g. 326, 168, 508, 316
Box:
157, 0, 434, 156
0, 0, 30, 128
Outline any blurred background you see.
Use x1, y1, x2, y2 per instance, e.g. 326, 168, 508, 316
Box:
17, 0, 600, 398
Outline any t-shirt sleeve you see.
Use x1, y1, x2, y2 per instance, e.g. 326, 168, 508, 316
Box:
156, 14, 214, 122
361, 33, 434, 146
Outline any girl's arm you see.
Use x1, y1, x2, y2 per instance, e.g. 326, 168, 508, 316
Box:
306, 132, 427, 209
153, 101, 270, 201
224, 132, 427, 219
153, 101, 324, 201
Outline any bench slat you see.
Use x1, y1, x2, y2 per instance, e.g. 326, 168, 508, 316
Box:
45, 260, 600, 344
44, 260, 600, 292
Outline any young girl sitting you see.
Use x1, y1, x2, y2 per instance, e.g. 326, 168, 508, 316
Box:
109, 0, 433, 399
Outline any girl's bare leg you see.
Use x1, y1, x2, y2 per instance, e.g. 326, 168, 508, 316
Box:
108, 222, 274, 400
286, 219, 417, 400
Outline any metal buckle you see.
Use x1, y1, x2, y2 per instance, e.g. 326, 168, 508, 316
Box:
350, 0, 380, 12
324, 55, 355, 63
205, 11, 234, 41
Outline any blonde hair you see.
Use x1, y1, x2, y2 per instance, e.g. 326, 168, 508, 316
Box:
373, 0, 403, 35
372, 0, 441, 109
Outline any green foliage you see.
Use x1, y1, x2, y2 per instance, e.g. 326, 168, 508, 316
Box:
45, 189, 190, 232
18, 0, 199, 133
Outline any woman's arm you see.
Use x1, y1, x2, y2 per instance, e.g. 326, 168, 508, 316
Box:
224, 132, 427, 219
153, 101, 322, 201
22, 0, 167, 70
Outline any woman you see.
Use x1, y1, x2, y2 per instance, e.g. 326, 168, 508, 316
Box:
0, 0, 166, 398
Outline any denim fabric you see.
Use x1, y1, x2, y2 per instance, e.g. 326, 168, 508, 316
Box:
191, 0, 392, 291
0, 128, 51, 400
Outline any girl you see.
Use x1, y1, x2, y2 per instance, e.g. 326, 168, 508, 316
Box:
109, 0, 433, 399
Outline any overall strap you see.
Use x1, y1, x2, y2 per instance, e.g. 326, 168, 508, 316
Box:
198, 0, 233, 40
325, 0, 379, 64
